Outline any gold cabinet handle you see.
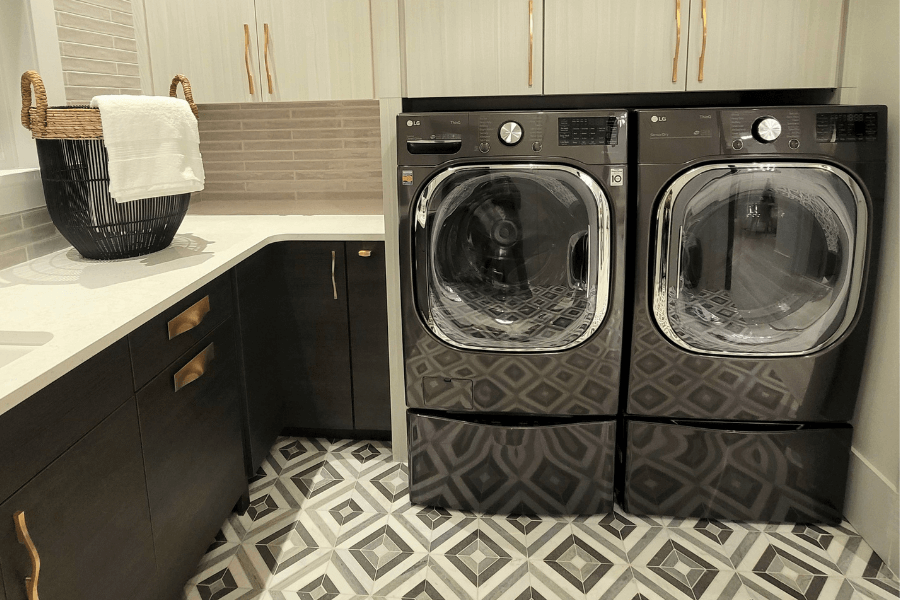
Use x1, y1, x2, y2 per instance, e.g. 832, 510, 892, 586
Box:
264, 23, 273, 94
14, 511, 40, 600
698, 0, 707, 82
244, 24, 255, 94
173, 343, 215, 392
358, 249, 372, 257
528, 0, 534, 87
167, 295, 211, 340
331, 251, 338, 300
672, 0, 681, 82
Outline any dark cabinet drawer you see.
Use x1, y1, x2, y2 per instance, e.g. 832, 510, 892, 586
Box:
0, 399, 156, 600
408, 412, 616, 515
136, 318, 246, 600
129, 272, 233, 390
0, 338, 132, 505
623, 419, 852, 523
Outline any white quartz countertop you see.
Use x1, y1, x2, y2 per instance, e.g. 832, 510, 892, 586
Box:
0, 214, 385, 417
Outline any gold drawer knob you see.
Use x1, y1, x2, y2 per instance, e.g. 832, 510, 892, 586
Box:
358, 250, 372, 257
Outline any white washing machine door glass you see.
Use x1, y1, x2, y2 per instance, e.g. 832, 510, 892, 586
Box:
414, 164, 611, 352
653, 162, 868, 357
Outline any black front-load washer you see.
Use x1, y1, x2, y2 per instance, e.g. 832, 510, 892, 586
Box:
624, 106, 887, 523
397, 110, 628, 515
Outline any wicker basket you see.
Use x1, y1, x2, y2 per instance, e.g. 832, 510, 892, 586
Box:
20, 71, 200, 260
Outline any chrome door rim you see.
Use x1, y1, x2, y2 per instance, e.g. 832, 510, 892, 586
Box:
652, 161, 868, 357
414, 163, 613, 353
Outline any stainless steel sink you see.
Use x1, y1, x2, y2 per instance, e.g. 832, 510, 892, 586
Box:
0, 331, 53, 369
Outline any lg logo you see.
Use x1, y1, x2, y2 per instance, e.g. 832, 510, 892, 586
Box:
406, 120, 421, 126
650, 115, 667, 123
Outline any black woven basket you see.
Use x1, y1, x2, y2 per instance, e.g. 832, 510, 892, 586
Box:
36, 136, 190, 260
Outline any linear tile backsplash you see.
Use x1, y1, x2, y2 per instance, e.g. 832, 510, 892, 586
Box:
194, 100, 383, 214
0, 207, 70, 271
54, 0, 142, 105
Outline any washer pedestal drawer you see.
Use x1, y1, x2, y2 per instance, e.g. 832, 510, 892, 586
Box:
623, 419, 852, 524
407, 412, 615, 515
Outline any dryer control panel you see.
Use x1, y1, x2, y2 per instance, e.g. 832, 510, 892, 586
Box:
398, 110, 627, 166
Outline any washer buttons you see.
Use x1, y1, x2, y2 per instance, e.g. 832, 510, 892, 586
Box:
732, 139, 744, 150
789, 139, 800, 149
479, 142, 491, 153
532, 141, 542, 152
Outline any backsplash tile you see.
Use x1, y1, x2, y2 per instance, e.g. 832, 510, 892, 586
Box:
0, 207, 69, 270
193, 100, 383, 214
54, 0, 142, 105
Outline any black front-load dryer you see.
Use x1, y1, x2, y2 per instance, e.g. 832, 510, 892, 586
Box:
398, 111, 627, 515
624, 106, 887, 523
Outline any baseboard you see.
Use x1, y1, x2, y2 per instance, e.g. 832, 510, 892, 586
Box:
844, 447, 899, 574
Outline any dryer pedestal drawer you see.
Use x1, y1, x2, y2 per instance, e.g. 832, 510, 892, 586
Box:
623, 419, 852, 524
407, 412, 615, 515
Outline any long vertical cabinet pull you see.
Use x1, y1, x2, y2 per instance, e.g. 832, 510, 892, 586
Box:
528, 0, 534, 87
244, 24, 255, 94
672, 0, 681, 82
331, 251, 338, 300
264, 23, 274, 94
698, 0, 708, 82
13, 511, 41, 600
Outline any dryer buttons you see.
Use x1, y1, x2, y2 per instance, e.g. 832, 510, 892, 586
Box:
479, 142, 491, 153
732, 139, 744, 150
789, 139, 801, 149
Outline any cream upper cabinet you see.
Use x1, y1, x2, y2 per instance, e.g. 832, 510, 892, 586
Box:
142, 1, 260, 103
403, 0, 543, 98
685, 0, 844, 91
544, 0, 689, 94
254, 0, 375, 101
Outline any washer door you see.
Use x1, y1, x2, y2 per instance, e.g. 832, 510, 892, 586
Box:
414, 164, 611, 352
652, 162, 868, 357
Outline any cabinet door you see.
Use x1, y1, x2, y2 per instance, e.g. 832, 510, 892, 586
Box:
404, 0, 543, 97
685, 0, 844, 90
143, 0, 260, 103
0, 400, 156, 600
544, 0, 688, 94
137, 321, 246, 600
347, 242, 391, 432
277, 242, 354, 430
235, 247, 285, 472
255, 0, 375, 101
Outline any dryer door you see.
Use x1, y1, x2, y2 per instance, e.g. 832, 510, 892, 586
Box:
414, 164, 611, 352
652, 162, 868, 357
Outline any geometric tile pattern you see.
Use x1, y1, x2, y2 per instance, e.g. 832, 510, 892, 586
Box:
408, 414, 615, 515
624, 419, 852, 524
184, 437, 899, 600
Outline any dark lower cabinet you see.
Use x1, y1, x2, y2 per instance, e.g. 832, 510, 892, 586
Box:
137, 318, 246, 600
347, 242, 392, 432
0, 399, 156, 600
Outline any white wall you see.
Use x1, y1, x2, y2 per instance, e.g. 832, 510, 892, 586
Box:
840, 0, 900, 575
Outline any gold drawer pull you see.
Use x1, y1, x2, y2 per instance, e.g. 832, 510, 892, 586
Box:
358, 249, 372, 257
14, 511, 40, 600
167, 295, 211, 340
173, 343, 215, 392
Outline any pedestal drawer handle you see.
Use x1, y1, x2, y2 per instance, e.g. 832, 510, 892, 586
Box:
358, 249, 372, 257
332, 251, 338, 300
13, 511, 40, 600
173, 343, 215, 392
167, 295, 211, 340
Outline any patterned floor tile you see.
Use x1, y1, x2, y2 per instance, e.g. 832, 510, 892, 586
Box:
827, 536, 899, 582
733, 531, 846, 578
479, 515, 528, 559
631, 565, 701, 600
371, 553, 430, 598
249, 461, 281, 496
188, 540, 242, 586
272, 470, 358, 512
331, 439, 392, 458
848, 576, 900, 599
692, 570, 759, 600
427, 553, 479, 600
267, 437, 330, 475
229, 539, 332, 591
335, 511, 391, 548
527, 558, 586, 600
740, 572, 871, 600
525, 520, 573, 561
570, 518, 629, 565
184, 584, 272, 600
664, 521, 747, 571
429, 510, 480, 554
623, 527, 672, 566
477, 558, 529, 600
386, 513, 431, 553
228, 507, 298, 543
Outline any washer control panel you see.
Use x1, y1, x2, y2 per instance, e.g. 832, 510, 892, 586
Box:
499, 121, 523, 145
558, 116, 619, 146
752, 116, 782, 143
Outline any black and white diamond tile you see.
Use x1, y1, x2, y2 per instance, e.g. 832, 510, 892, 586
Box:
185, 438, 899, 600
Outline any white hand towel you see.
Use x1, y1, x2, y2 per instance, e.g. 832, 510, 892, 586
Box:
90, 95, 205, 203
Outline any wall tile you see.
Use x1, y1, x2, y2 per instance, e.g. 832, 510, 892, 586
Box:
0, 207, 68, 270
195, 100, 382, 212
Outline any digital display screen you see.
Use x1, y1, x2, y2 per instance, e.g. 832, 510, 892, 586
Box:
559, 117, 618, 146
816, 112, 878, 142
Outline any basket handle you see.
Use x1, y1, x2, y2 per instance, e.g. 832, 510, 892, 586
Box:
169, 75, 199, 119
20, 71, 48, 133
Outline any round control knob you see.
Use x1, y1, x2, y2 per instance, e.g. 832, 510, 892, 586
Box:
532, 141, 542, 152
499, 121, 523, 145
479, 142, 491, 153
753, 116, 782, 143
